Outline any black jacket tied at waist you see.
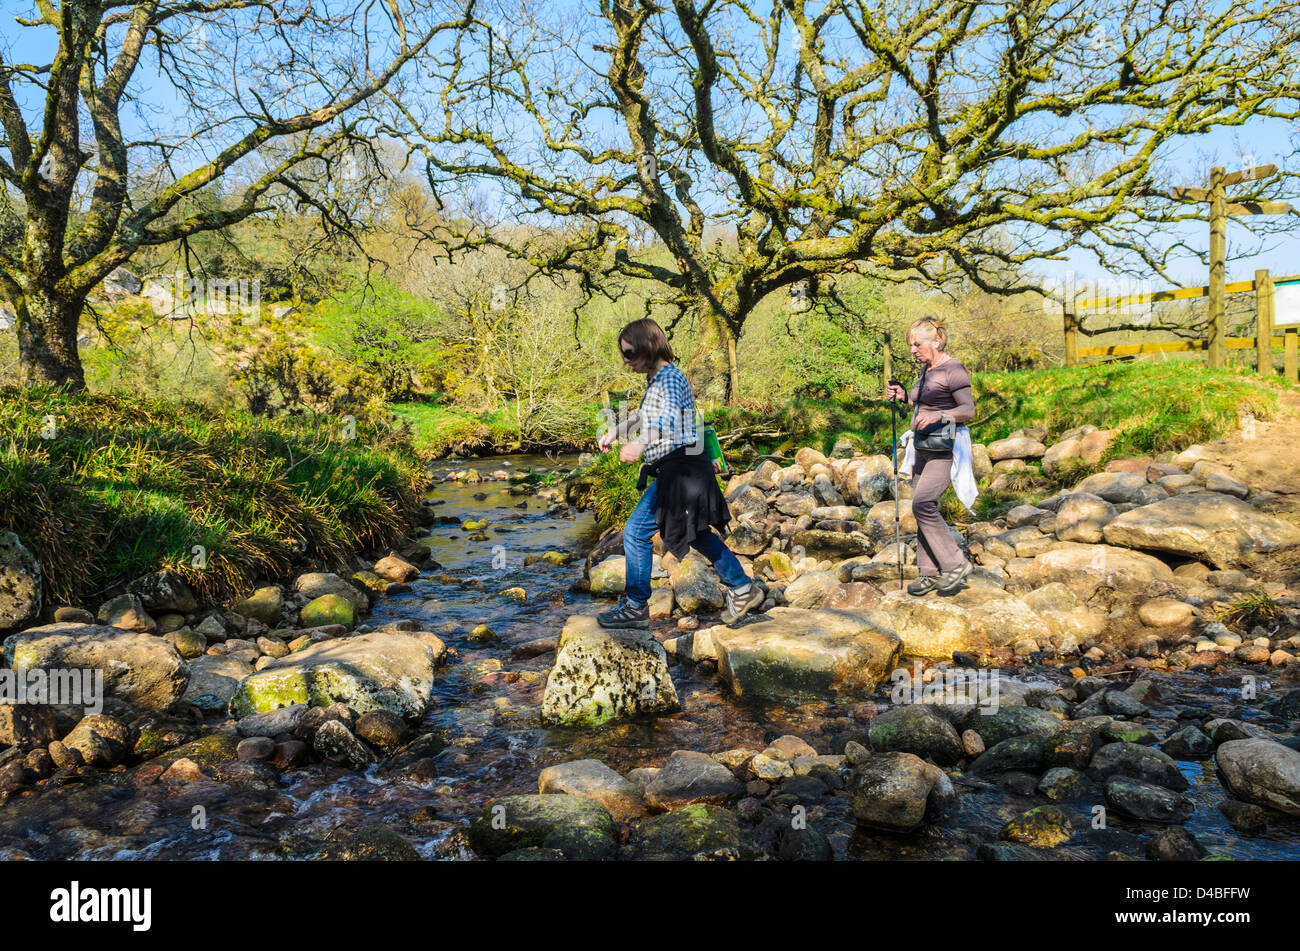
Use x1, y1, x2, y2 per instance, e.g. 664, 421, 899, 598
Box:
637, 445, 730, 560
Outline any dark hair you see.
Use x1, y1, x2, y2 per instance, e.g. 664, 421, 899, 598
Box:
617, 318, 675, 375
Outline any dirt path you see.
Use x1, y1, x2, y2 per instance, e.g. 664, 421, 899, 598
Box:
1183, 389, 1300, 499
1182, 388, 1300, 584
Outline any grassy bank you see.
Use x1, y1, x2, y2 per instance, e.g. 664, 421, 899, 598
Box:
0, 386, 423, 610
706, 362, 1288, 461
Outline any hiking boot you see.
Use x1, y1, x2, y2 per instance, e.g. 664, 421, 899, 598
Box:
937, 559, 973, 594
596, 597, 649, 629
721, 581, 767, 625
907, 575, 940, 596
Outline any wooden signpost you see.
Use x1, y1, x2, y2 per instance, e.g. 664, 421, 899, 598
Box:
1172, 163, 1292, 369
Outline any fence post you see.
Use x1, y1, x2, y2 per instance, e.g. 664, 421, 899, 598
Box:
1287, 329, 1298, 383
1207, 165, 1227, 369
1256, 269, 1275, 376
1063, 305, 1079, 367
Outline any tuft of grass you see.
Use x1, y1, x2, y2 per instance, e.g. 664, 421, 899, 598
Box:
565, 450, 645, 527
1216, 592, 1284, 634
0, 385, 422, 609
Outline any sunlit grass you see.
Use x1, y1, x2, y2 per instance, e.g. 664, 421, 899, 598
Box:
0, 385, 422, 608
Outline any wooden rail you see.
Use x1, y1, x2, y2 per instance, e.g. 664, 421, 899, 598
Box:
1066, 270, 1300, 381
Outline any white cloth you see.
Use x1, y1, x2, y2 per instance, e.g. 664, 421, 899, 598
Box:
898, 426, 979, 513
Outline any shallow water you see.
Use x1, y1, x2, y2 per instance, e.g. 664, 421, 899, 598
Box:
1, 453, 1298, 860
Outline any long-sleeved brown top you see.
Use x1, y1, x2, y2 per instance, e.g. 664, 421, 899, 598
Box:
907, 358, 975, 426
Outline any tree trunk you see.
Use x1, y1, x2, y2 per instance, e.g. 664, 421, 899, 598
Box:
686, 301, 737, 405
16, 290, 87, 392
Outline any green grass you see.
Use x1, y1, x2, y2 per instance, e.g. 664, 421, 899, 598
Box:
0, 385, 423, 609
704, 362, 1288, 463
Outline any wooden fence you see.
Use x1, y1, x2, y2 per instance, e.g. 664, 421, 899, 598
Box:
1064, 269, 1300, 379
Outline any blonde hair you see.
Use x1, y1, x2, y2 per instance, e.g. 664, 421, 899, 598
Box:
907, 316, 948, 351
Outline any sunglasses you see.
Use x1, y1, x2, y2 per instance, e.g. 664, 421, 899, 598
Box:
620, 347, 636, 361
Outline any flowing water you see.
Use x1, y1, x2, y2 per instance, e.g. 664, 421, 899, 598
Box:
1, 453, 1298, 861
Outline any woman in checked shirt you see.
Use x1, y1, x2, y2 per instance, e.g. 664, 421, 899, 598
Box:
595, 318, 765, 629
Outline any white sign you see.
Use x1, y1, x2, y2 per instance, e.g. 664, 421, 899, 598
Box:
1275, 281, 1300, 326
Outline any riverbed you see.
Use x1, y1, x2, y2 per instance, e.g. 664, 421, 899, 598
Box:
0, 453, 1297, 861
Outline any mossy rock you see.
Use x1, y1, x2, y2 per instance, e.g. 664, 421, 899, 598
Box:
467, 794, 617, 859
132, 715, 202, 759
320, 823, 421, 861
632, 803, 744, 858
142, 731, 241, 770
1000, 805, 1074, 848
462, 519, 489, 531
540, 551, 572, 566
300, 594, 354, 628
352, 571, 388, 593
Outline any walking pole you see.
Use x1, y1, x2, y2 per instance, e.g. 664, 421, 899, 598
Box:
885, 333, 903, 592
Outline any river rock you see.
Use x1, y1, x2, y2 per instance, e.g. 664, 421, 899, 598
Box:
233, 586, 284, 625
127, 570, 198, 613
1004, 543, 1174, 604
1072, 472, 1148, 504
987, 436, 1047, 461
669, 554, 725, 613
539, 759, 648, 819
0, 532, 41, 633
229, 630, 438, 720
632, 802, 749, 859
867, 499, 916, 536
0, 703, 59, 748
1102, 493, 1300, 569
539, 615, 680, 727
642, 750, 746, 811
1104, 776, 1194, 823
836, 455, 894, 506
867, 705, 964, 764
1088, 742, 1189, 791
61, 714, 133, 768
237, 704, 308, 738
292, 572, 370, 616
373, 554, 420, 583
727, 485, 769, 521
1214, 738, 1300, 817
1054, 493, 1117, 544
791, 530, 871, 561
299, 593, 354, 629
726, 522, 771, 557
1000, 805, 1073, 847
847, 751, 955, 832
183, 654, 255, 713
783, 570, 840, 608
1138, 598, 1194, 627
588, 556, 627, 595
713, 607, 902, 701
96, 593, 157, 634
3, 623, 188, 710
312, 719, 377, 769
470, 794, 618, 859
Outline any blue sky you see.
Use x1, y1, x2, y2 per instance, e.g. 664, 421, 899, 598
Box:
1, 0, 1296, 298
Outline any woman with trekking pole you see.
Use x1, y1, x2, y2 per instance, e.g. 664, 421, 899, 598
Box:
594, 318, 765, 629
884, 316, 978, 596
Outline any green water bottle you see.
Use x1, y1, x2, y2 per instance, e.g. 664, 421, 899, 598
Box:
703, 424, 727, 474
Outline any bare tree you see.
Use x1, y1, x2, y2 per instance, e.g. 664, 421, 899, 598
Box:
0, 0, 475, 390
384, 0, 1300, 403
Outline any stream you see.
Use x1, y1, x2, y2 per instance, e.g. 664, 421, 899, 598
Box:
0, 452, 1298, 861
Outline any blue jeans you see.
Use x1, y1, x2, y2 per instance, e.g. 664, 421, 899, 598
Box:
622, 481, 750, 605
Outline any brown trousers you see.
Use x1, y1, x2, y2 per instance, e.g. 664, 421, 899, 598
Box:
912, 449, 963, 577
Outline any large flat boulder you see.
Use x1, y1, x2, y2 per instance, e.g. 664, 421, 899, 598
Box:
3, 622, 189, 710
1101, 493, 1300, 569
1004, 542, 1173, 602
540, 616, 680, 727
228, 631, 437, 720
712, 607, 902, 701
